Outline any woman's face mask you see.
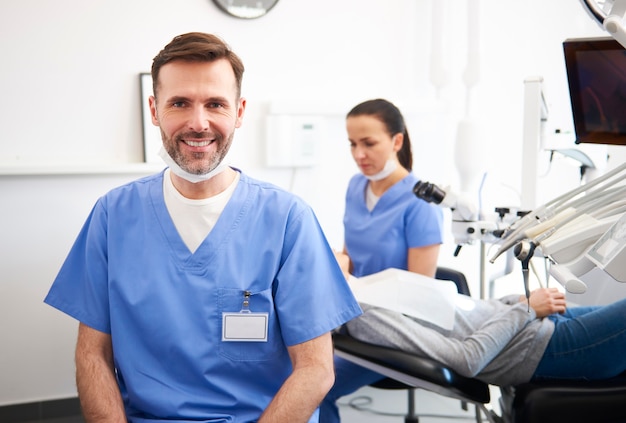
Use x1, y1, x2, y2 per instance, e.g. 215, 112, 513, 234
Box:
364, 158, 398, 181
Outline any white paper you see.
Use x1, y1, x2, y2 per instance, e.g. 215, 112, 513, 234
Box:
348, 268, 458, 330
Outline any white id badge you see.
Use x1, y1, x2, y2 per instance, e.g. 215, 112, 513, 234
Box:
222, 312, 269, 342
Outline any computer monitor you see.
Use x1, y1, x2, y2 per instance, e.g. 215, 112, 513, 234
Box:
563, 37, 626, 145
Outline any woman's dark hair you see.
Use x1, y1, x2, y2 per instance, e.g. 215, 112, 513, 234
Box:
151, 32, 245, 99
346, 98, 413, 171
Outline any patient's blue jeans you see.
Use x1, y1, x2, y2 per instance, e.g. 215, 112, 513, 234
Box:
318, 355, 385, 423
532, 296, 626, 381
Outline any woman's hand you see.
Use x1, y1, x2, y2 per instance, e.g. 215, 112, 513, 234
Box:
521, 288, 567, 318
333, 250, 351, 281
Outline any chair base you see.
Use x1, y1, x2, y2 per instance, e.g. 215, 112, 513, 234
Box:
500, 377, 626, 423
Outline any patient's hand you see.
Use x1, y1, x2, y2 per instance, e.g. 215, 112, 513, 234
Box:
521, 288, 567, 318
333, 250, 351, 281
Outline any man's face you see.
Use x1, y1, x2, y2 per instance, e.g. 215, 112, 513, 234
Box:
149, 59, 245, 175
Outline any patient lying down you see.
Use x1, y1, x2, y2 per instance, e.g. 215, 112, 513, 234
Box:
344, 287, 626, 386
320, 287, 626, 422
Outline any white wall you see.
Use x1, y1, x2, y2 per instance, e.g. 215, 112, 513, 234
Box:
1, 0, 625, 405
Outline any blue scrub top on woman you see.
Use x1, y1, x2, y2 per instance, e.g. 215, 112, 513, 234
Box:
343, 172, 444, 277
45, 169, 362, 423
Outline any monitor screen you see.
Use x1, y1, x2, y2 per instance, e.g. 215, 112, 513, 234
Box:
563, 37, 626, 145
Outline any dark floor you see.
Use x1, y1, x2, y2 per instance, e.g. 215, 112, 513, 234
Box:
21, 417, 84, 423
0, 398, 83, 423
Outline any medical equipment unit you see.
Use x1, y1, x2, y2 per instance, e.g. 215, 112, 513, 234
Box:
415, 32, 626, 307
415, 144, 626, 309
488, 162, 626, 304
487, 33, 626, 305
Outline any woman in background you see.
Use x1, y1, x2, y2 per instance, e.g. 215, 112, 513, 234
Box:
321, 98, 444, 422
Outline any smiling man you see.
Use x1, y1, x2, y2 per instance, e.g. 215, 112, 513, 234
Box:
44, 32, 361, 423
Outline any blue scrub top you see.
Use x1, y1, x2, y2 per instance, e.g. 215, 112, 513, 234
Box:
45, 169, 362, 423
343, 173, 443, 277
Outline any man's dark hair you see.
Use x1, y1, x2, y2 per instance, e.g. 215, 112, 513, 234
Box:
151, 32, 245, 98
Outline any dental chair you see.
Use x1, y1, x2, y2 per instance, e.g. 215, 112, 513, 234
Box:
333, 266, 626, 423
332, 267, 495, 423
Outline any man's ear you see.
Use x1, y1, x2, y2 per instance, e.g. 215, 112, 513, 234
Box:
235, 97, 246, 128
149, 96, 159, 126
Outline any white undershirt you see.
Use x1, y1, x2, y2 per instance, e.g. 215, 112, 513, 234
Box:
365, 184, 380, 211
163, 168, 240, 253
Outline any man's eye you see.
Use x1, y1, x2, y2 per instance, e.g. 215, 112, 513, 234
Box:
173, 101, 186, 108
208, 102, 224, 108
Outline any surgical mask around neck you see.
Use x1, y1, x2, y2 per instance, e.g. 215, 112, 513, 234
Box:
364, 159, 398, 181
158, 147, 228, 184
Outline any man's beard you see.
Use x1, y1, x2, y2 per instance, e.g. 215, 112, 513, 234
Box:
163, 130, 233, 175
